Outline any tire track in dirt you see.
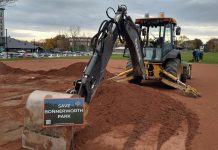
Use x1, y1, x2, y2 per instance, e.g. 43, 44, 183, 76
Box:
74, 80, 199, 150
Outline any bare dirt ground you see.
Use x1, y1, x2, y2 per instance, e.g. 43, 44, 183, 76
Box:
0, 59, 218, 150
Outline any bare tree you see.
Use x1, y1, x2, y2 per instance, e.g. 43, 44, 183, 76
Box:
58, 27, 69, 38
0, 0, 17, 7
69, 26, 80, 38
69, 26, 80, 51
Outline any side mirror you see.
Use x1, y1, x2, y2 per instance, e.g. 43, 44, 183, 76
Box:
176, 26, 181, 35
142, 28, 147, 36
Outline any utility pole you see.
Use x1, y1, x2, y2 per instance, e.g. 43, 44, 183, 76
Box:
5, 28, 8, 59
34, 38, 35, 53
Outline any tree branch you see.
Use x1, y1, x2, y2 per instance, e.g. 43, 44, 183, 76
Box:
0, 0, 17, 7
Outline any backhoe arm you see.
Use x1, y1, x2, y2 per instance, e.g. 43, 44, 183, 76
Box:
67, 6, 145, 103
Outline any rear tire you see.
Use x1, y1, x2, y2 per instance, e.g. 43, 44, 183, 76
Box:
164, 58, 181, 82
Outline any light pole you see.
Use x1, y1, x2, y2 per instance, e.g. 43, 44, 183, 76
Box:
5, 28, 8, 59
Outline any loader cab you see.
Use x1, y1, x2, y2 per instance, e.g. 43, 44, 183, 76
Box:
135, 17, 180, 62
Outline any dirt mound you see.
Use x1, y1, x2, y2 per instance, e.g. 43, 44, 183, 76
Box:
0, 62, 27, 75
38, 62, 114, 78
38, 62, 86, 77
74, 80, 199, 150
0, 62, 113, 79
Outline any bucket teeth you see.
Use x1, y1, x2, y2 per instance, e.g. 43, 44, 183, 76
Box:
161, 78, 201, 98
184, 85, 201, 98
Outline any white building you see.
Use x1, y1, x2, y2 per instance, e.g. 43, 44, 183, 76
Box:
69, 37, 92, 51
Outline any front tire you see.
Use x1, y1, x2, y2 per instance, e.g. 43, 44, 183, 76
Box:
180, 66, 187, 83
187, 64, 192, 79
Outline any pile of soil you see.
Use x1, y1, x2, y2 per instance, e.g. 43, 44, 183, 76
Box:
74, 80, 199, 150
37, 62, 114, 78
0, 62, 113, 79
0, 62, 27, 75
37, 62, 87, 77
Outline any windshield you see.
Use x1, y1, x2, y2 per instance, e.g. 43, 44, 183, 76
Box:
146, 26, 164, 48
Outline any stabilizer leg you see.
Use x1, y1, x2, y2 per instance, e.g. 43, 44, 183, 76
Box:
161, 70, 201, 97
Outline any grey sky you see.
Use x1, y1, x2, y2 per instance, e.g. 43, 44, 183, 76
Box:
4, 0, 218, 42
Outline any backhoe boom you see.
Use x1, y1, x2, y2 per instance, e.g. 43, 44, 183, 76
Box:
67, 6, 145, 103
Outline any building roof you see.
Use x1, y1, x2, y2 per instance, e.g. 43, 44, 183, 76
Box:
7, 37, 37, 49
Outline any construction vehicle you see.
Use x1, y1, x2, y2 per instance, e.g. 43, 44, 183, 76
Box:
116, 12, 193, 89
22, 5, 200, 150
67, 5, 199, 103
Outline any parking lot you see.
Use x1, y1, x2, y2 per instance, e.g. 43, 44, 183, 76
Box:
0, 50, 92, 59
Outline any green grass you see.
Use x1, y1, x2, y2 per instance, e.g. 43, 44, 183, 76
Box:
181, 51, 218, 64
0, 58, 34, 61
0, 54, 127, 61
111, 54, 127, 60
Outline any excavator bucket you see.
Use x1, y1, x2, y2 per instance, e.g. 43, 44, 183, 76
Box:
22, 90, 86, 150
185, 85, 201, 97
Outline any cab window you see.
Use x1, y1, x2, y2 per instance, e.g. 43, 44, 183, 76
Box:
163, 24, 173, 55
